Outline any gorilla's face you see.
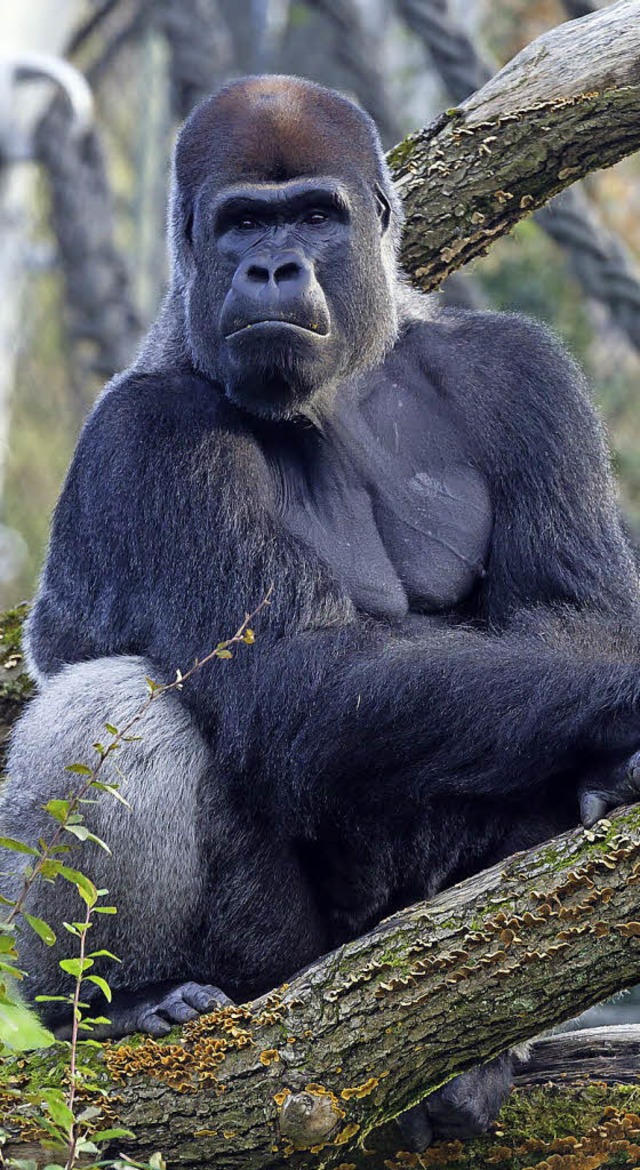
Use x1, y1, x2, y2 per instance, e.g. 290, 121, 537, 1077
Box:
173, 77, 401, 420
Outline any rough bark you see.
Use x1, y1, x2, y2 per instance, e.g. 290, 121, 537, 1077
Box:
391, 0, 640, 290
3, 807, 640, 1168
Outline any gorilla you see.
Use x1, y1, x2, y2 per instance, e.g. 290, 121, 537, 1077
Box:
2, 74, 640, 1146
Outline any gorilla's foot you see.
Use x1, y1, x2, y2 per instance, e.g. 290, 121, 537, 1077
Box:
397, 1053, 513, 1151
52, 979, 232, 1040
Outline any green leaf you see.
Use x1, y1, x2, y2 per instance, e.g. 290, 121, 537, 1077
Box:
39, 1087, 75, 1131
0, 894, 15, 906
43, 799, 71, 824
57, 866, 97, 906
0, 959, 23, 978
65, 762, 93, 775
35, 994, 69, 1003
86, 974, 112, 1002
88, 948, 120, 961
0, 1000, 54, 1050
216, 648, 233, 659
59, 957, 94, 977
64, 824, 112, 853
91, 780, 131, 808
92, 906, 117, 915
104, 723, 119, 735
92, 1127, 137, 1141
0, 836, 40, 856
0, 935, 17, 954
23, 914, 56, 946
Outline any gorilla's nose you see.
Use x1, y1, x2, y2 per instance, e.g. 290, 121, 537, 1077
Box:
233, 251, 312, 305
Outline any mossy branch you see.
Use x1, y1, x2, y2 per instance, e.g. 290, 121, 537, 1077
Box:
3, 806, 640, 1168
390, 0, 640, 290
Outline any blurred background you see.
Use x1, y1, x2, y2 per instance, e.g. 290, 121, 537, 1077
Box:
0, 0, 639, 611
0, 0, 639, 1026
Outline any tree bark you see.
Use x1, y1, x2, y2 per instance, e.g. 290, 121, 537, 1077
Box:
392, 0, 640, 290
3, 807, 640, 1168
3, 3, 640, 1167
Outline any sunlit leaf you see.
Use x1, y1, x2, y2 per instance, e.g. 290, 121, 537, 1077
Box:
86, 974, 112, 1002
57, 866, 97, 906
65, 763, 93, 776
24, 914, 56, 946
43, 799, 71, 824
0, 837, 40, 856
39, 1087, 75, 1132
59, 957, 94, 977
92, 1128, 136, 1141
91, 780, 131, 808
64, 825, 112, 853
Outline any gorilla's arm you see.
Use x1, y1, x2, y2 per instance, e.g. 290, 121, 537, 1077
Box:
27, 352, 640, 841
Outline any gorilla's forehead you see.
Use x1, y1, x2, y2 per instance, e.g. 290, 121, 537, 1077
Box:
175, 75, 383, 193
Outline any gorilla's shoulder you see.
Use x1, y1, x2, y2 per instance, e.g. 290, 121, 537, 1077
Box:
69, 370, 247, 495
400, 306, 590, 418
89, 369, 227, 438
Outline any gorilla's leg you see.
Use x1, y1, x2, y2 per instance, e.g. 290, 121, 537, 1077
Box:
398, 1054, 515, 1150
0, 657, 325, 1037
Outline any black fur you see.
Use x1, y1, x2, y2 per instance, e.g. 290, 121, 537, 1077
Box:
3, 75, 640, 1143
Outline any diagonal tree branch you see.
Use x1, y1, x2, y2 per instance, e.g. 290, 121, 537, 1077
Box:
392, 0, 640, 293
3, 806, 640, 1168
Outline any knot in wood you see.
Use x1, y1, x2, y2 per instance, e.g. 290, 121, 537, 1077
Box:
279, 1090, 342, 1147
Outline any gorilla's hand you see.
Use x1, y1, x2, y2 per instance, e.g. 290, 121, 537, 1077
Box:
579, 751, 640, 829
52, 980, 232, 1041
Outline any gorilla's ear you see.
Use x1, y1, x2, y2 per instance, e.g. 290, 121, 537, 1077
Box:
374, 184, 392, 235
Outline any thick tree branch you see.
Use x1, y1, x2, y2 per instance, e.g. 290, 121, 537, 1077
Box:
3, 807, 640, 1168
391, 0, 640, 290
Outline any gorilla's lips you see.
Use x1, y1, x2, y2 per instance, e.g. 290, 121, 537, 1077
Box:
224, 319, 330, 340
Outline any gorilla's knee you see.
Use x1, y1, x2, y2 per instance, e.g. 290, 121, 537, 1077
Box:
0, 655, 211, 997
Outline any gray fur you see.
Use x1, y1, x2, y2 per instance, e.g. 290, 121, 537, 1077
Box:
0, 656, 208, 1001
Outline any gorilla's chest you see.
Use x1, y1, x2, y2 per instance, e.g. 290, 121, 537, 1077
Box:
272, 379, 493, 621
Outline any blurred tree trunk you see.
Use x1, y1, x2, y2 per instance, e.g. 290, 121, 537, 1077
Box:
0, 1, 84, 581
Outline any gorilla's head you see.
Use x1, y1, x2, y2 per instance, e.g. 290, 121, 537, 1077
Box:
169, 75, 404, 419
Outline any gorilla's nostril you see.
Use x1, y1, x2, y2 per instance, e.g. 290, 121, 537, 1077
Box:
275, 262, 300, 283
246, 264, 270, 283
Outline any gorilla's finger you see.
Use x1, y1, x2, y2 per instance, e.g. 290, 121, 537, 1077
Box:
138, 1010, 173, 1037
579, 791, 610, 828
181, 983, 232, 1012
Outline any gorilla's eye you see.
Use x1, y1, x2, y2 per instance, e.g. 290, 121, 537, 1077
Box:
303, 210, 329, 226
237, 217, 261, 232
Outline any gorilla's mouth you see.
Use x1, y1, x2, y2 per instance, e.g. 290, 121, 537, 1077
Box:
224, 319, 330, 340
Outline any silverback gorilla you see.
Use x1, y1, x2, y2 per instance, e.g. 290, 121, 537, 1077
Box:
3, 75, 640, 1147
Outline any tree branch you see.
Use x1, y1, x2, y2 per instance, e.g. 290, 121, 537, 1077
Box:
391, 0, 640, 290
3, 807, 640, 1168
